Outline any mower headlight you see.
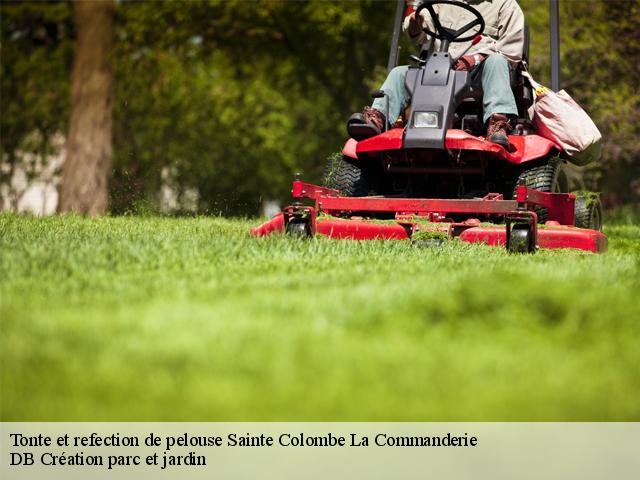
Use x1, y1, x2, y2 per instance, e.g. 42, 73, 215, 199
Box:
414, 111, 439, 128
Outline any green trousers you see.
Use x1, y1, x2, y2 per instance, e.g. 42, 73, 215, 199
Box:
372, 54, 518, 124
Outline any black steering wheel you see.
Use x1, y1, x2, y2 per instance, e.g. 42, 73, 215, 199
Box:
415, 0, 485, 43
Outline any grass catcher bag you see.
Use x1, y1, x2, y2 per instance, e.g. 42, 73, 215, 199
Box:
522, 70, 602, 166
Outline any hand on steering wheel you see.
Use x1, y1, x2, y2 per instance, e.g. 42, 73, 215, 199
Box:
415, 0, 485, 43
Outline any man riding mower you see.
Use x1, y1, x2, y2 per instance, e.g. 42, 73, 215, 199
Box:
348, 0, 524, 150
251, 0, 606, 254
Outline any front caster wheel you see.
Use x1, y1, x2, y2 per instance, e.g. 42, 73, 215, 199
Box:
286, 221, 311, 238
507, 223, 536, 254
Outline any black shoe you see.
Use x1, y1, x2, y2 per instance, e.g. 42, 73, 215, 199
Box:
347, 107, 386, 141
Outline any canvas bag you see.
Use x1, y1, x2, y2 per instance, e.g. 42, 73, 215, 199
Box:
521, 70, 602, 166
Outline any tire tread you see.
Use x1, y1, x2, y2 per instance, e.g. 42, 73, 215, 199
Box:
321, 152, 371, 197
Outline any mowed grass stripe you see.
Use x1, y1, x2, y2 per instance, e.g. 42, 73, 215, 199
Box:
1, 213, 639, 420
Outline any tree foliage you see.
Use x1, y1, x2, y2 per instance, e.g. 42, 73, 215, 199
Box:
520, 0, 640, 204
109, 0, 394, 214
0, 1, 72, 208
1, 0, 639, 214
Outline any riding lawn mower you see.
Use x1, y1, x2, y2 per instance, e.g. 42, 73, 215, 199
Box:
252, 0, 606, 254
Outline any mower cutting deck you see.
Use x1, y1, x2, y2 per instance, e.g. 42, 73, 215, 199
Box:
251, 178, 607, 254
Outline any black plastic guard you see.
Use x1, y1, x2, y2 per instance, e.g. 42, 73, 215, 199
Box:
404, 53, 471, 150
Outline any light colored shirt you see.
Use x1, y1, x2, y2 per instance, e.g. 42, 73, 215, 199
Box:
403, 0, 525, 66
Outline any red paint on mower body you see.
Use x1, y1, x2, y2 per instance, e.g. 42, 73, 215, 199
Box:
458, 226, 607, 253
316, 219, 409, 240
252, 180, 607, 254
350, 129, 559, 164
251, 212, 284, 237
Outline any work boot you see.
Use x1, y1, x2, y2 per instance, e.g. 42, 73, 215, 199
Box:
486, 113, 512, 149
347, 107, 387, 141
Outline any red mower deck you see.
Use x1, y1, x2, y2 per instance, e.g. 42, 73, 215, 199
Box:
251, 179, 607, 254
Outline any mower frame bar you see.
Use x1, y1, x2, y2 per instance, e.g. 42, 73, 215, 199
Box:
293, 181, 573, 222
317, 196, 519, 215
387, 0, 406, 72
515, 184, 575, 225
292, 180, 341, 200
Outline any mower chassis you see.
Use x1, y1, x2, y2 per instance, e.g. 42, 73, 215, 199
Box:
251, 179, 607, 254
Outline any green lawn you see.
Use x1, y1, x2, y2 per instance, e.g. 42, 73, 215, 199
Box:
1, 212, 639, 421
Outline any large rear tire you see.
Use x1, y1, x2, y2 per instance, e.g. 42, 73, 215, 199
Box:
321, 152, 374, 197
513, 158, 568, 223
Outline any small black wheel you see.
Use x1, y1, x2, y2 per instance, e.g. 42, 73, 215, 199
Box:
286, 221, 310, 238
508, 223, 535, 254
321, 152, 375, 197
573, 192, 603, 231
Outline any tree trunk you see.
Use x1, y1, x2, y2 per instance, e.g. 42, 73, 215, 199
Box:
59, 0, 114, 215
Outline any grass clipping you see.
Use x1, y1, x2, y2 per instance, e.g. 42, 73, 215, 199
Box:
412, 229, 449, 241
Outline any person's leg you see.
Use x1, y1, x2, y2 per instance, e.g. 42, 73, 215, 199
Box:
480, 55, 518, 123
371, 65, 411, 124
478, 55, 518, 148
347, 65, 411, 140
